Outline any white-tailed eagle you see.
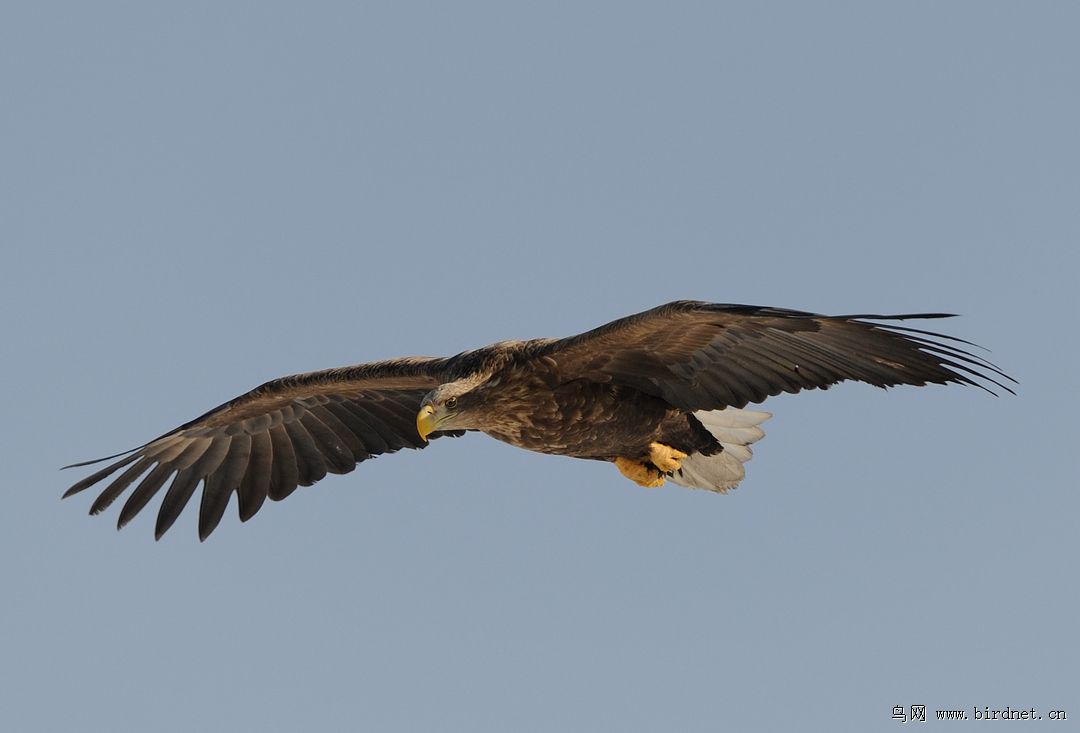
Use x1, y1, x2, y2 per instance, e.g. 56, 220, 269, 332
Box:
63, 301, 1014, 540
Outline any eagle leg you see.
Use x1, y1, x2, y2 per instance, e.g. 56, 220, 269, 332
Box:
648, 442, 688, 473
614, 457, 666, 488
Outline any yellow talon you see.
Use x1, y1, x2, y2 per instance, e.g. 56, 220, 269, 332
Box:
648, 442, 688, 473
614, 457, 666, 488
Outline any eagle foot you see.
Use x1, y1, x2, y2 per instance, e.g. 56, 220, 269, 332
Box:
648, 442, 688, 473
614, 457, 666, 488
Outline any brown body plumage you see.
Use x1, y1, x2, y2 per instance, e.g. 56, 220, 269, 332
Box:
63, 301, 1014, 540
478, 374, 717, 461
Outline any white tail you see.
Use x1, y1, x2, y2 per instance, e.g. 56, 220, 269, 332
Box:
669, 407, 771, 492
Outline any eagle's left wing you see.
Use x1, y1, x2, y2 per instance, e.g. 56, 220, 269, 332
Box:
528, 301, 1014, 411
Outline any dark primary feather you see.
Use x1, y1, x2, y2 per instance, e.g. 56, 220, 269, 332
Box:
63, 357, 465, 541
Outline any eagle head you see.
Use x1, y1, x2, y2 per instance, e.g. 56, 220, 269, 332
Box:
416, 381, 477, 441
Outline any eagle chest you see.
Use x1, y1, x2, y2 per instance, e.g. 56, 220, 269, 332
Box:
482, 376, 666, 457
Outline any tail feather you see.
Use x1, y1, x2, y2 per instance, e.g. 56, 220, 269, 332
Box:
670, 407, 770, 492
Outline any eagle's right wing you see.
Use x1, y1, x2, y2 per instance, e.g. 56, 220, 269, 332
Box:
63, 357, 462, 540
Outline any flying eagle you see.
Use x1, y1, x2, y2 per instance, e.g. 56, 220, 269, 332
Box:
63, 301, 1014, 540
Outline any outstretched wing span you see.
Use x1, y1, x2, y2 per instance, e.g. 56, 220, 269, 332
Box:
64, 302, 1015, 539
63, 357, 460, 540
532, 301, 1015, 410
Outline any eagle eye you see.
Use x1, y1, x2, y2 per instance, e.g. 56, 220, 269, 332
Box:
446, 396, 458, 409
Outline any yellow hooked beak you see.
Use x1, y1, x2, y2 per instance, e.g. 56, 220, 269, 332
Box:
416, 403, 437, 442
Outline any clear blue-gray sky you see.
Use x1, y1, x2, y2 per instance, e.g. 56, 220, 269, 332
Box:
2, 3, 1076, 731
